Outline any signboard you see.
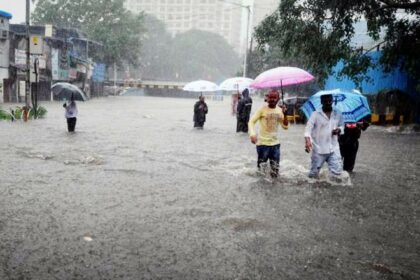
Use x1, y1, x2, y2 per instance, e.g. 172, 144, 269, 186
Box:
45, 24, 53, 37
19, 81, 26, 97
92, 63, 106, 82
30, 35, 43, 55
15, 49, 46, 69
51, 48, 69, 80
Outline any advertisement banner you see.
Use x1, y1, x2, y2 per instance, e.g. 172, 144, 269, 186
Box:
15, 49, 46, 69
51, 48, 69, 80
92, 63, 106, 82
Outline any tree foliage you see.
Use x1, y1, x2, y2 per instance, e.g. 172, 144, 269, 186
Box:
254, 0, 420, 89
138, 14, 173, 80
169, 30, 241, 82
139, 17, 241, 81
32, 0, 144, 65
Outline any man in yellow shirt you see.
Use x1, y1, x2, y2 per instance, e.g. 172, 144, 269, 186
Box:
249, 90, 289, 178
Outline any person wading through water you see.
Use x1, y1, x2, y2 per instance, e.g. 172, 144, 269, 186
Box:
236, 88, 253, 133
193, 95, 208, 129
63, 93, 78, 132
248, 89, 288, 178
304, 94, 344, 178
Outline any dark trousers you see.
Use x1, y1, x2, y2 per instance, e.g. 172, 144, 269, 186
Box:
67, 117, 77, 132
236, 117, 249, 133
340, 140, 359, 172
257, 144, 280, 177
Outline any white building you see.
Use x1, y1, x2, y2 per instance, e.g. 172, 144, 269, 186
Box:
125, 0, 244, 54
0, 10, 12, 103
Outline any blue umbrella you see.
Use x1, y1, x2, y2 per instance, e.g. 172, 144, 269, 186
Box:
301, 89, 371, 123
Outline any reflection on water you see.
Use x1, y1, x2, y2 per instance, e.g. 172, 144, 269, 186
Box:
0, 96, 419, 279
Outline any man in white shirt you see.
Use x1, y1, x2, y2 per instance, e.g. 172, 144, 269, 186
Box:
304, 94, 344, 178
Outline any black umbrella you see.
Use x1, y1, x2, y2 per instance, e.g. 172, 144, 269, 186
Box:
51, 83, 88, 101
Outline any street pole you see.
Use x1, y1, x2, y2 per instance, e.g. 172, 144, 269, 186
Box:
113, 62, 117, 95
25, 0, 31, 108
243, 5, 250, 78
216, 1, 252, 77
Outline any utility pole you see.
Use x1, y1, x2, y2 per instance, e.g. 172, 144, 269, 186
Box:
25, 0, 31, 108
113, 62, 117, 95
243, 5, 251, 78
217, 1, 252, 77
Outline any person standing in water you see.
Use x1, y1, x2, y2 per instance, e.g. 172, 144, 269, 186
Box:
304, 94, 344, 178
248, 89, 288, 178
63, 94, 78, 132
339, 119, 369, 172
193, 95, 208, 129
236, 88, 253, 133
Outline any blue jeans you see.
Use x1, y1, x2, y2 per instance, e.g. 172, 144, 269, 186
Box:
257, 144, 280, 177
309, 151, 342, 178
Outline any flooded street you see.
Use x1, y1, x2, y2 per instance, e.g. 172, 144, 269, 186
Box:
1, 96, 419, 279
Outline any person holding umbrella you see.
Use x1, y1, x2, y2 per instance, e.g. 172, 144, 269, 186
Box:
304, 94, 344, 178
63, 94, 78, 132
248, 89, 288, 178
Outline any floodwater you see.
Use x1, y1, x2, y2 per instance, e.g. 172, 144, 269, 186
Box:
1, 96, 419, 279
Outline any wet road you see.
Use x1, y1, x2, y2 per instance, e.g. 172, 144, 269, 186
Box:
1, 96, 419, 279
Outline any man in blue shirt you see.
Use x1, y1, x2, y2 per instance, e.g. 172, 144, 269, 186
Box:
304, 94, 344, 178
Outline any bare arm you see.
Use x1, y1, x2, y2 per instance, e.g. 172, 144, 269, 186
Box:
248, 109, 261, 144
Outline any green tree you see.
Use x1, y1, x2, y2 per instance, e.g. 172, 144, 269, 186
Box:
254, 0, 420, 89
139, 14, 173, 80
169, 30, 241, 82
32, 0, 144, 66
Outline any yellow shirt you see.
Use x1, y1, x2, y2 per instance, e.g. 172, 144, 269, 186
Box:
248, 105, 288, 146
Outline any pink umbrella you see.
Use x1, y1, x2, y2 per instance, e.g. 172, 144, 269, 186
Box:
250, 66, 314, 89
250, 66, 314, 105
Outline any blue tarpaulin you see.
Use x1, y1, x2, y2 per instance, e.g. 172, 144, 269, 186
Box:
0, 10, 12, 19
324, 51, 419, 100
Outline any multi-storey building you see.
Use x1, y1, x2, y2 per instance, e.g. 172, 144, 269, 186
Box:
251, 0, 278, 30
125, 0, 244, 54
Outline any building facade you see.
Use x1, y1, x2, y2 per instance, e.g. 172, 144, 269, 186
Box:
125, 0, 244, 54
0, 10, 12, 103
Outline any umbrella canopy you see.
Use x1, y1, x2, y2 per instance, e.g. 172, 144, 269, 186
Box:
301, 89, 371, 123
183, 80, 219, 92
51, 83, 88, 101
250, 66, 314, 89
219, 77, 253, 92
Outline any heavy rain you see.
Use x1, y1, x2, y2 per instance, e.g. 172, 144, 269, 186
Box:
1, 1, 419, 279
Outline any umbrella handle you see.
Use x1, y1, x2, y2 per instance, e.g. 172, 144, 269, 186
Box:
280, 80, 285, 114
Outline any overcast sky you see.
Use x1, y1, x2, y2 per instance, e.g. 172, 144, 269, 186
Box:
0, 0, 36, 24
